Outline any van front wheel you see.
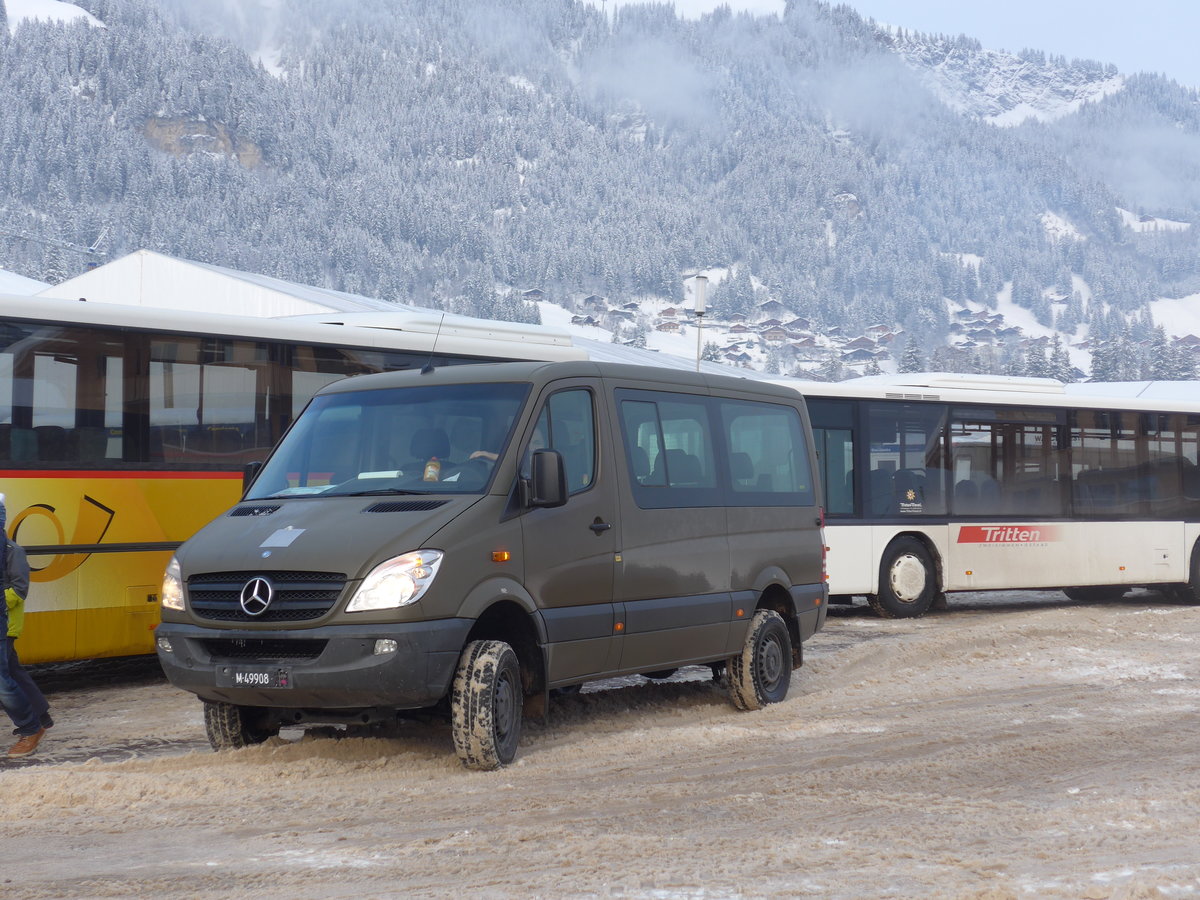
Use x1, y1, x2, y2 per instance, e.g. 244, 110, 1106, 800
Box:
451, 640, 523, 770
203, 700, 280, 751
727, 610, 791, 711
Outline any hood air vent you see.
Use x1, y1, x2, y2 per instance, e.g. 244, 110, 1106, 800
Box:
364, 499, 448, 513
229, 505, 281, 517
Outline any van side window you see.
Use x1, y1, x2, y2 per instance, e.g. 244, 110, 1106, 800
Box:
522, 389, 595, 494
618, 391, 720, 509
718, 399, 816, 506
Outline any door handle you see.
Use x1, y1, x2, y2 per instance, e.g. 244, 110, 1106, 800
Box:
589, 519, 612, 534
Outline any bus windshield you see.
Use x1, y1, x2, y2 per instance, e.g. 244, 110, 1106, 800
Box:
247, 382, 530, 499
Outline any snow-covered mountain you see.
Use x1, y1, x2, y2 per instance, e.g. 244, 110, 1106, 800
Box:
889, 32, 1125, 127
2, 0, 1199, 383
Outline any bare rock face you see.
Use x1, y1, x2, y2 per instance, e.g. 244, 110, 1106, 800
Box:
143, 116, 263, 168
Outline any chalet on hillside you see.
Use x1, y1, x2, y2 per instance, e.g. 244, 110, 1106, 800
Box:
841, 348, 876, 363
761, 326, 789, 344
603, 309, 635, 329
580, 295, 608, 314
843, 336, 875, 351
655, 320, 682, 334
784, 316, 811, 331
729, 323, 750, 335
756, 299, 790, 320
522, 288, 546, 302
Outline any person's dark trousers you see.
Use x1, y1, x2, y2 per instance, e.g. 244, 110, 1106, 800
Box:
5, 638, 48, 725
0, 610, 39, 736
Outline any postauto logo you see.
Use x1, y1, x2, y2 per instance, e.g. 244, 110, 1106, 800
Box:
957, 525, 1062, 545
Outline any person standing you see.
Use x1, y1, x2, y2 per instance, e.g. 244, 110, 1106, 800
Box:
0, 494, 46, 757
5, 533, 52, 753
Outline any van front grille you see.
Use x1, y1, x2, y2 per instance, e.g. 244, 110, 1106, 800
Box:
200, 638, 328, 661
187, 571, 346, 623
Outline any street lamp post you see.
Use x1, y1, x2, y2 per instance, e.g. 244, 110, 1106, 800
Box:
693, 275, 707, 371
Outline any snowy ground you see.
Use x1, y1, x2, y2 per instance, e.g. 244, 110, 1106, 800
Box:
3, 589, 1199, 899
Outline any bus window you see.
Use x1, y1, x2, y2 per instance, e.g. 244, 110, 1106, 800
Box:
149, 337, 271, 465
951, 408, 1067, 517
808, 399, 855, 516
1, 324, 124, 464
1071, 410, 1142, 516
865, 402, 947, 516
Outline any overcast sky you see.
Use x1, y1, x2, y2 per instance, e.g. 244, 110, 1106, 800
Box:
608, 0, 1200, 90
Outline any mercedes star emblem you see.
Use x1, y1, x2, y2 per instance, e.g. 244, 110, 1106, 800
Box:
239, 576, 275, 616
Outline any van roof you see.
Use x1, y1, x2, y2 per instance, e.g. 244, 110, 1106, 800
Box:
319, 360, 805, 402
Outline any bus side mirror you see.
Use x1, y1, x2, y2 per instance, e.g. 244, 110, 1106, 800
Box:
242, 461, 263, 493
527, 449, 567, 508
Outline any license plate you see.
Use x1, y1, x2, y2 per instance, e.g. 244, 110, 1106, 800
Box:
217, 666, 292, 689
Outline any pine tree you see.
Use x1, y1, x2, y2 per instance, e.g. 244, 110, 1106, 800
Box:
898, 342, 924, 373
1049, 335, 1073, 383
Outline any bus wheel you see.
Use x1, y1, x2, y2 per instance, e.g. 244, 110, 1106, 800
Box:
1062, 586, 1127, 602
1179, 552, 1200, 604
727, 610, 792, 711
203, 701, 280, 751
451, 640, 523, 770
870, 537, 936, 619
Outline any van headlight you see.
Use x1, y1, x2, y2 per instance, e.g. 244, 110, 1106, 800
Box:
346, 550, 444, 612
162, 556, 185, 611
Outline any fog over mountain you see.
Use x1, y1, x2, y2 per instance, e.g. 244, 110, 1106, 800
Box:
2, 0, 1199, 379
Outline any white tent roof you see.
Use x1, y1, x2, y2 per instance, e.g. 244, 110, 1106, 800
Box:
36, 249, 425, 317
0, 266, 49, 296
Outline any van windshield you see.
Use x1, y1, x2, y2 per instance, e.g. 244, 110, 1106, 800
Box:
246, 382, 530, 500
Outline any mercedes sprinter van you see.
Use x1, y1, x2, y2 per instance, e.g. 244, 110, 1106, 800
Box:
156, 361, 827, 768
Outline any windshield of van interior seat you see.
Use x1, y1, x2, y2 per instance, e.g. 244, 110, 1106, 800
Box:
246, 382, 530, 500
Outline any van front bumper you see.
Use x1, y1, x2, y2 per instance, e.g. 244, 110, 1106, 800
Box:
155, 619, 474, 710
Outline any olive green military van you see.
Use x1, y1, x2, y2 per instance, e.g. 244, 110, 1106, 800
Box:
156, 361, 827, 769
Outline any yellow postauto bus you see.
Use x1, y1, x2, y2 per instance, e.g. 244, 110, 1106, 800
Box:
0, 295, 584, 663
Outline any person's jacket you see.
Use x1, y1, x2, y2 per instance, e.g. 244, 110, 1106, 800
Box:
4, 537, 30, 639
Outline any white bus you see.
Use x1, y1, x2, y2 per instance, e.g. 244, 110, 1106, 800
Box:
0, 294, 584, 662
799, 373, 1200, 616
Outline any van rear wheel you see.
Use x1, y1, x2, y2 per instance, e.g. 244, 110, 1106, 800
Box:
870, 537, 936, 619
727, 610, 791, 711
203, 700, 280, 751
451, 640, 523, 770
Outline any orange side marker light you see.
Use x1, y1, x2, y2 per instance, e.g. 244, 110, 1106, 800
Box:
492, 550, 511, 563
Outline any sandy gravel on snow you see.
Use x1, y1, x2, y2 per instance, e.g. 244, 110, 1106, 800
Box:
2, 591, 1199, 899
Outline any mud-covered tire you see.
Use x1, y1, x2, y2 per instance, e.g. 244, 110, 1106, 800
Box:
727, 610, 791, 711
451, 640, 523, 770
869, 537, 937, 619
203, 701, 280, 751
1062, 585, 1128, 602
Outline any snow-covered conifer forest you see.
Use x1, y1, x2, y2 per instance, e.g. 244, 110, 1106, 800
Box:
3, 0, 1200, 380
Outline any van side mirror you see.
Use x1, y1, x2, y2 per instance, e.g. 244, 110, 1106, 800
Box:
242, 461, 263, 493
527, 449, 567, 508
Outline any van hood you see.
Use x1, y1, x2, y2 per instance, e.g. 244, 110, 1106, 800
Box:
176, 494, 484, 580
